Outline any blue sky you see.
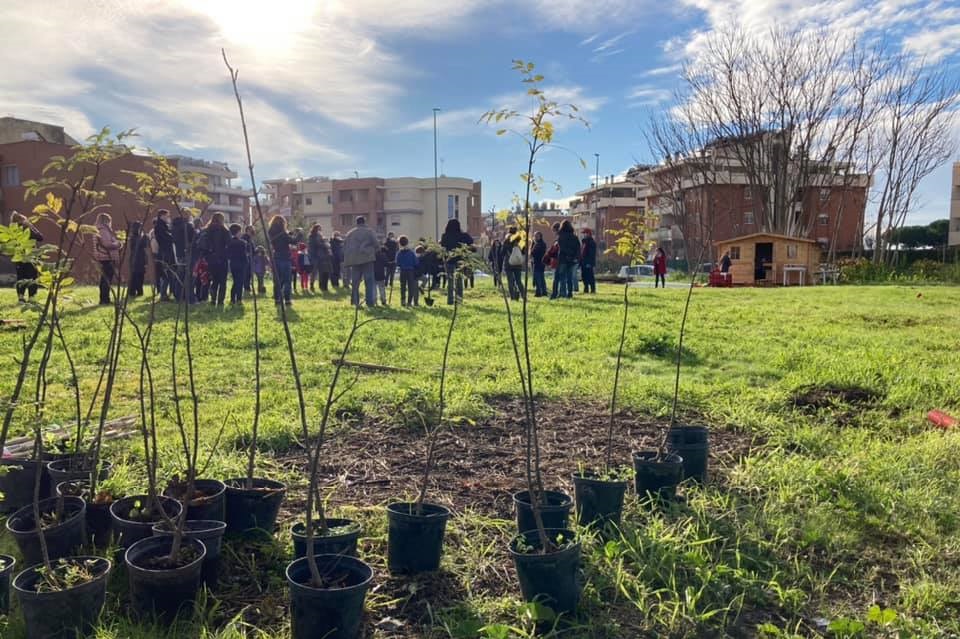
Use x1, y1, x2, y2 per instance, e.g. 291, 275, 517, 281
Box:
3, 0, 959, 227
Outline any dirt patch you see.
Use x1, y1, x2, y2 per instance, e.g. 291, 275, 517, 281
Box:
791, 384, 882, 412
280, 399, 762, 521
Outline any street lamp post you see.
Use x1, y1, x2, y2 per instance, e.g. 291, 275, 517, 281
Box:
433, 107, 441, 241
594, 153, 601, 247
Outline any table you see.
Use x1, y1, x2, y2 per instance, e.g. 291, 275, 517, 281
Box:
782, 265, 806, 286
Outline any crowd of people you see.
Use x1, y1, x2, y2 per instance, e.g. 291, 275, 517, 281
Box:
7, 207, 627, 309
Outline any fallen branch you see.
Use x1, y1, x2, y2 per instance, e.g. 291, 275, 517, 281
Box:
331, 359, 416, 374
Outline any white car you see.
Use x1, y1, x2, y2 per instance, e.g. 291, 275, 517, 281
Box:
617, 264, 655, 280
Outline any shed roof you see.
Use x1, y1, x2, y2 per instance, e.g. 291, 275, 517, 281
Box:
714, 232, 819, 246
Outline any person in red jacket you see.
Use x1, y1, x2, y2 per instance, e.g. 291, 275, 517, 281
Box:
653, 247, 667, 289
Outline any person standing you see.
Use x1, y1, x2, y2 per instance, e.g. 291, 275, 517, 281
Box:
374, 245, 389, 306
227, 223, 248, 305
653, 247, 667, 289
329, 231, 344, 288
92, 213, 122, 305
9, 212, 43, 303
501, 226, 525, 301
384, 232, 399, 290
252, 246, 268, 294
171, 210, 195, 302
268, 215, 295, 306
203, 212, 231, 307
153, 209, 175, 301
531, 231, 548, 297
127, 221, 150, 298
555, 220, 579, 299
242, 225, 256, 293
580, 228, 597, 294
545, 222, 561, 299
488, 239, 503, 289
342, 216, 379, 308
308, 224, 333, 292
440, 218, 474, 305
396, 235, 419, 307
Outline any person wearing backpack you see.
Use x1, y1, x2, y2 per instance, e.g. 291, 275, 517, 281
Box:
501, 226, 525, 301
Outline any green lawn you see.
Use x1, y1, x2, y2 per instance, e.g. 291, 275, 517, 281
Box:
1, 281, 959, 638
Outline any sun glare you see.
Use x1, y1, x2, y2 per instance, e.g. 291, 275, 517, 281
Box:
184, 0, 318, 51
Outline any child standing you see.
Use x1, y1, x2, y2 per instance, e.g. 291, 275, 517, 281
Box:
227, 224, 248, 305
396, 235, 419, 307
253, 246, 268, 293
297, 242, 311, 291
193, 256, 210, 302
374, 245, 389, 306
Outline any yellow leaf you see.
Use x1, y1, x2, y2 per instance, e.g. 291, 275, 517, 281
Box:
46, 192, 63, 215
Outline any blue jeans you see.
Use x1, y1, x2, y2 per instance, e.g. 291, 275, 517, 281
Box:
506, 267, 523, 300
533, 268, 547, 296
350, 262, 377, 307
555, 263, 575, 298
274, 256, 292, 303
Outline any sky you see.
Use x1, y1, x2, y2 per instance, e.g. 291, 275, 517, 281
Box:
2, 0, 959, 227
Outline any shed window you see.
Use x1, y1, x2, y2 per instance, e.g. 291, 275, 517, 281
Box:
786, 244, 798, 259
729, 246, 741, 260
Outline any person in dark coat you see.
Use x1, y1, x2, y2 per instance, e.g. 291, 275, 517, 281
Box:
127, 221, 151, 297
580, 228, 598, 294
545, 222, 561, 299
374, 245, 389, 305
227, 223, 249, 305
396, 235, 419, 307
203, 212, 232, 307
242, 225, 256, 293
440, 218, 474, 305
307, 224, 333, 292
554, 220, 579, 299
9, 212, 43, 303
153, 209, 175, 301
531, 231, 548, 297
384, 232, 399, 289
171, 211, 195, 302
488, 239, 503, 289
417, 243, 439, 292
269, 215, 295, 305
329, 231, 344, 288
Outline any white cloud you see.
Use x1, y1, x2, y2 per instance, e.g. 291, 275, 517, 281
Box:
643, 64, 683, 77
626, 86, 672, 106
903, 23, 960, 60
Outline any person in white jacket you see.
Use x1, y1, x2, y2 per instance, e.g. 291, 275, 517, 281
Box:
342, 216, 379, 307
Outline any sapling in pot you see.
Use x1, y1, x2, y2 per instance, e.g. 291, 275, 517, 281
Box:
386, 244, 479, 575
481, 61, 586, 615
632, 245, 708, 500
571, 211, 657, 529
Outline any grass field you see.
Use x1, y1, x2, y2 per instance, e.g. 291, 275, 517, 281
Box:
1, 280, 959, 638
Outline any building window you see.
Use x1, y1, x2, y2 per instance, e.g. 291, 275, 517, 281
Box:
339, 191, 352, 203
818, 213, 829, 226
326, 195, 332, 204
2, 165, 21, 187
744, 211, 754, 225
447, 194, 460, 219
819, 188, 830, 202
391, 215, 401, 227
305, 197, 312, 206
817, 237, 829, 248
469, 195, 476, 207
786, 244, 798, 259
744, 186, 752, 200
729, 246, 741, 260
356, 189, 368, 202
341, 215, 353, 227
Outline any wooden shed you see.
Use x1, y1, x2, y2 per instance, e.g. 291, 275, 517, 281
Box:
714, 233, 822, 286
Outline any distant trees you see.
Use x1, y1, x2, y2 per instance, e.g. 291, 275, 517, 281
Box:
883, 219, 949, 249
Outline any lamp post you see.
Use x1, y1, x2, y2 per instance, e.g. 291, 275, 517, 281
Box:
433, 107, 441, 241
594, 153, 601, 247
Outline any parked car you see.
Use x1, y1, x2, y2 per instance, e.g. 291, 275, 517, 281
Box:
617, 264, 656, 281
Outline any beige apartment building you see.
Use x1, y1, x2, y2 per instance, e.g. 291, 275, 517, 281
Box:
950, 162, 960, 247
262, 175, 482, 240
167, 155, 251, 224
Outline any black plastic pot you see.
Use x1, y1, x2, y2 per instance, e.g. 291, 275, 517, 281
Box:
56, 480, 115, 548
5, 496, 87, 566
109, 495, 183, 550
513, 490, 573, 534
46, 458, 112, 496
152, 520, 227, 588
667, 425, 710, 483
0, 554, 14, 615
165, 478, 226, 522
223, 478, 286, 534
292, 518, 362, 559
632, 451, 684, 501
0, 458, 49, 513
571, 473, 628, 529
286, 554, 374, 639
125, 535, 206, 621
386, 502, 451, 575
13, 556, 111, 639
510, 528, 582, 616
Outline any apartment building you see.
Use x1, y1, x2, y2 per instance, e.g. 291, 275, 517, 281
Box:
262, 175, 482, 240
167, 156, 251, 225
950, 162, 960, 247
569, 174, 650, 253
